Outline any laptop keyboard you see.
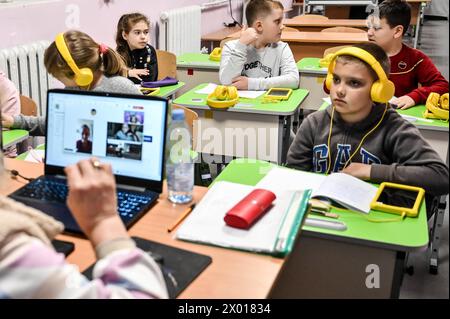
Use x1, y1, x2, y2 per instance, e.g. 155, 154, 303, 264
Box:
14, 178, 155, 221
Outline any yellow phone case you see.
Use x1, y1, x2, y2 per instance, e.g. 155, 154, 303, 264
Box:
263, 88, 293, 101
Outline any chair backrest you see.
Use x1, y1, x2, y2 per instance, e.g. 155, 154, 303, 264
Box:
282, 26, 300, 32
172, 104, 199, 150
321, 27, 366, 33
156, 50, 177, 80
19, 95, 38, 116
323, 45, 351, 57
292, 14, 329, 22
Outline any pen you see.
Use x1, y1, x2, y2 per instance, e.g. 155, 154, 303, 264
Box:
167, 203, 196, 233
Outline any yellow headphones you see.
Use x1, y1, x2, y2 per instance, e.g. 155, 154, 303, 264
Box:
209, 47, 222, 62
424, 92, 449, 121
207, 85, 239, 109
325, 47, 395, 103
55, 32, 94, 87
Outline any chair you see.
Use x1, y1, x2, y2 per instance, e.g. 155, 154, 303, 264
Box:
156, 50, 177, 80
321, 27, 366, 33
291, 14, 328, 22
19, 95, 38, 116
172, 104, 199, 150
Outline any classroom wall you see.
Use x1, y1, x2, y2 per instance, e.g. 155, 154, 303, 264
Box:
0, 0, 293, 49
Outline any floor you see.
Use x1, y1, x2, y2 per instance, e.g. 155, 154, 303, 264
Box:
399, 18, 449, 299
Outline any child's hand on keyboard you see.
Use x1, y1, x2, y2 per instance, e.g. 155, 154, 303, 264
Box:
64, 158, 128, 246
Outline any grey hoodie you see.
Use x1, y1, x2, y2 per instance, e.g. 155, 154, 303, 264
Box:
287, 104, 449, 197
219, 39, 299, 90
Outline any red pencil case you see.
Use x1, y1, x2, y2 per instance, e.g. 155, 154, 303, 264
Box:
224, 189, 276, 229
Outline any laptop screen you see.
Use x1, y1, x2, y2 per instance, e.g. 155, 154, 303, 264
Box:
45, 90, 167, 186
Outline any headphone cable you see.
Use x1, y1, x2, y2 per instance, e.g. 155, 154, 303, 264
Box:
326, 103, 388, 174
7, 169, 35, 182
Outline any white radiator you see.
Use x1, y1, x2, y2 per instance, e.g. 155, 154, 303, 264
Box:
0, 41, 51, 116
159, 5, 202, 56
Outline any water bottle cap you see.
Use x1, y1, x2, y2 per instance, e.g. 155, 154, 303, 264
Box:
172, 109, 185, 121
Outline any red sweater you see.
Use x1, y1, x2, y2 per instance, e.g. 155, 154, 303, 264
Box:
390, 44, 449, 105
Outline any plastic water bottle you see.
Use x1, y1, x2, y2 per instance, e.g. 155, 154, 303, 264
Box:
166, 109, 194, 204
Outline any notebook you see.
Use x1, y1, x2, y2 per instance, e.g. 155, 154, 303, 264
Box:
256, 167, 378, 214
83, 236, 212, 298
9, 89, 168, 235
176, 181, 311, 256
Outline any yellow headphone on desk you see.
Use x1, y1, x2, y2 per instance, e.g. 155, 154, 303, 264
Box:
207, 85, 238, 109
325, 47, 395, 103
55, 32, 94, 87
424, 92, 449, 121
209, 47, 222, 62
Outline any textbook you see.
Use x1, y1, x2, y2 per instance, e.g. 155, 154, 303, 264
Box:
175, 181, 311, 257
256, 167, 378, 214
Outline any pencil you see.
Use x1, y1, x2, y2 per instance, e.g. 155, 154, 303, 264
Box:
167, 203, 196, 233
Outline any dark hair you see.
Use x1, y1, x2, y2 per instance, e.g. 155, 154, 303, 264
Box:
44, 30, 126, 81
116, 13, 150, 66
336, 42, 391, 80
245, 0, 284, 27
379, 0, 411, 35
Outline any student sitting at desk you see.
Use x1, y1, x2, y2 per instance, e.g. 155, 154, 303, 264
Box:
367, 0, 448, 110
287, 43, 449, 218
219, 0, 299, 90
0, 156, 168, 298
116, 13, 158, 84
1, 30, 141, 136
0, 70, 20, 157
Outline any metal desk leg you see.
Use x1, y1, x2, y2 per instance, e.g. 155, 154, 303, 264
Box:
429, 195, 447, 274
279, 115, 292, 165
413, 3, 425, 48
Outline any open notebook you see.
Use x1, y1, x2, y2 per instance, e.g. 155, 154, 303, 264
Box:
175, 181, 311, 256
256, 167, 378, 214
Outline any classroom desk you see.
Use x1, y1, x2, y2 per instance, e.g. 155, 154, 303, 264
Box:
297, 57, 328, 110
228, 30, 368, 61
2, 158, 286, 299
154, 82, 186, 99
214, 158, 429, 298
173, 84, 309, 164
176, 54, 220, 97
284, 17, 367, 32
2, 129, 29, 149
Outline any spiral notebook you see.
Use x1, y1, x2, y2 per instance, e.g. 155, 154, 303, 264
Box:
175, 181, 311, 257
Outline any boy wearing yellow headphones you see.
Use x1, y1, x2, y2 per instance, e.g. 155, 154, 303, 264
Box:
287, 43, 448, 217
219, 0, 299, 90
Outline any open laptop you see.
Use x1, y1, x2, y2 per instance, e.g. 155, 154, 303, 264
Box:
9, 89, 168, 235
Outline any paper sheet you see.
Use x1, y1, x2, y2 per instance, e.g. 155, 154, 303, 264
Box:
24, 149, 45, 163
195, 83, 266, 99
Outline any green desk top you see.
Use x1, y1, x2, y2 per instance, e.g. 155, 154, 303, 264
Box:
320, 102, 449, 131
297, 57, 327, 75
173, 83, 309, 115
2, 130, 29, 149
176, 53, 220, 69
214, 159, 429, 251
397, 105, 449, 131
155, 82, 185, 99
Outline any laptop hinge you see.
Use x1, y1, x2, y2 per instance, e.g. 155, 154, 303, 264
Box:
116, 183, 147, 192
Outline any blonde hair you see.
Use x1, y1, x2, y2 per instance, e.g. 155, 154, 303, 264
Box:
44, 30, 127, 81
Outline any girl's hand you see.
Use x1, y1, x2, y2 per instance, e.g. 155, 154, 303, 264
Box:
128, 68, 149, 81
